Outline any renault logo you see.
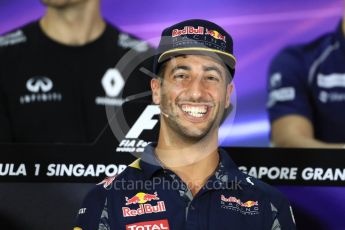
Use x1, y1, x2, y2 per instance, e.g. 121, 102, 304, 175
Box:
101, 68, 124, 97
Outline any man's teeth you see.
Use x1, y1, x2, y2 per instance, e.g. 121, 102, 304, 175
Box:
181, 105, 207, 117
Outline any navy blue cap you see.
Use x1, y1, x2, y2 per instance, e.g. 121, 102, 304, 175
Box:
154, 19, 236, 78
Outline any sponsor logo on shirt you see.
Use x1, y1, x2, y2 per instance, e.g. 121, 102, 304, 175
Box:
270, 73, 282, 88
118, 33, 149, 52
0, 30, 27, 47
78, 208, 86, 215
317, 73, 345, 88
246, 177, 254, 186
20, 77, 62, 104
122, 192, 166, 217
220, 195, 259, 215
97, 176, 117, 189
26, 77, 53, 93
267, 87, 295, 108
126, 219, 170, 230
95, 68, 125, 106
318, 90, 345, 103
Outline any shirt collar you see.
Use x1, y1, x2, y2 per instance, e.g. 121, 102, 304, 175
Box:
139, 145, 249, 187
210, 148, 249, 188
139, 144, 163, 179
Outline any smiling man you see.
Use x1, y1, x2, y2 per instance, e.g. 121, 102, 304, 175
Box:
74, 19, 296, 230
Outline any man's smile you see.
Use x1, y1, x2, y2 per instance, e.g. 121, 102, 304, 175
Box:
177, 103, 214, 121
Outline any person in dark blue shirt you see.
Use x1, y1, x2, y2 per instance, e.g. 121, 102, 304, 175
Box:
267, 18, 345, 148
74, 19, 296, 230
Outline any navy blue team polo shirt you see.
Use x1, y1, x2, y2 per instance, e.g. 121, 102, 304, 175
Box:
267, 21, 345, 142
74, 146, 295, 230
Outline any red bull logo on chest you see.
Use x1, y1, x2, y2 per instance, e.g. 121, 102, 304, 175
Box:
221, 195, 260, 215
123, 192, 166, 217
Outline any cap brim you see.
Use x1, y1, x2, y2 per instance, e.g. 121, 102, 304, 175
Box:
158, 47, 236, 69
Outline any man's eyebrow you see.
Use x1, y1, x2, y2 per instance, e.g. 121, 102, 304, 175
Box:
170, 65, 191, 75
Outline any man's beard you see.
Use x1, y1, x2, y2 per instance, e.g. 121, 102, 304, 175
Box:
160, 96, 221, 142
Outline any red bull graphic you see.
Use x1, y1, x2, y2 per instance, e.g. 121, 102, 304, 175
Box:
96, 176, 116, 189
221, 195, 259, 215
172, 26, 204, 37
123, 192, 166, 217
125, 195, 140, 205
122, 201, 166, 217
221, 195, 258, 207
205, 29, 226, 42
125, 192, 159, 205
126, 219, 170, 230
241, 200, 259, 208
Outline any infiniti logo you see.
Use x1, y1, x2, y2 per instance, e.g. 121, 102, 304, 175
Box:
26, 77, 53, 93
20, 77, 62, 104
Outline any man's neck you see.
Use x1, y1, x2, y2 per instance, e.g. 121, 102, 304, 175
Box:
155, 127, 220, 196
40, 1, 105, 46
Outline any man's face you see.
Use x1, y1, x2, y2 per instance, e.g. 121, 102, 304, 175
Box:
40, 0, 87, 8
151, 55, 233, 141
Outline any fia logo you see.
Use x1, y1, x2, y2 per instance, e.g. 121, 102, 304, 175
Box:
116, 105, 160, 153
26, 77, 53, 93
126, 105, 160, 138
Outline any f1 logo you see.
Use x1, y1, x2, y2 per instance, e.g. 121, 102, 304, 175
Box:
102, 68, 125, 97
26, 77, 53, 93
126, 105, 160, 138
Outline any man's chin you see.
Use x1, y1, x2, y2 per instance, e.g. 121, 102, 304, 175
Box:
178, 126, 212, 142
40, 0, 80, 8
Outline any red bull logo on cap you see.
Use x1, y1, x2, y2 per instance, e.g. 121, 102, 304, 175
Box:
172, 26, 204, 37
205, 29, 226, 42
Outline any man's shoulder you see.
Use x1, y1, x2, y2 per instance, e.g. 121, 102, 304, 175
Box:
106, 22, 152, 53
245, 175, 290, 205
272, 30, 338, 68
0, 21, 39, 49
86, 159, 145, 195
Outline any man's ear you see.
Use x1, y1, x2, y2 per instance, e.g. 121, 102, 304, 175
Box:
225, 83, 234, 109
151, 78, 161, 104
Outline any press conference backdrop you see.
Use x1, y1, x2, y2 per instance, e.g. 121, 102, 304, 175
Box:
0, 0, 344, 230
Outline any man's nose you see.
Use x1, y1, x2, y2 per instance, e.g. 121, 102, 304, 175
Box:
187, 77, 204, 100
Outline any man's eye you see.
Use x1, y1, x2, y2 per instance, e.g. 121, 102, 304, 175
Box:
206, 76, 220, 82
174, 74, 188, 79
